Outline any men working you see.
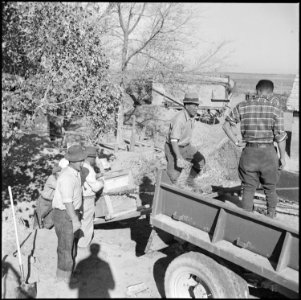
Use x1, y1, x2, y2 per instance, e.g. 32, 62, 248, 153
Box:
223, 79, 287, 218
78, 146, 104, 248
165, 92, 206, 186
52, 145, 87, 282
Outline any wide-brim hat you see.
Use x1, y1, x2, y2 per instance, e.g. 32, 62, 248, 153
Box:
85, 146, 97, 158
65, 145, 87, 162
183, 92, 199, 105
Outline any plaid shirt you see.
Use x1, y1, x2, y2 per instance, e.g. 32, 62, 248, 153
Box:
225, 95, 287, 143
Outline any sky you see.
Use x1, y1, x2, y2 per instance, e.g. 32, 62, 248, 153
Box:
190, 3, 299, 75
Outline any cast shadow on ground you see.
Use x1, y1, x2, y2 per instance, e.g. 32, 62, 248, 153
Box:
153, 247, 179, 298
70, 243, 115, 298
94, 217, 153, 258
2, 255, 21, 298
129, 217, 153, 257
139, 175, 155, 207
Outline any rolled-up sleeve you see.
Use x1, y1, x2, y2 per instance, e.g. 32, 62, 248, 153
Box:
273, 108, 287, 143
225, 104, 240, 126
84, 168, 103, 193
41, 175, 57, 200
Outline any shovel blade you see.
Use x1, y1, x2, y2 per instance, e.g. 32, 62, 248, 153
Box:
15, 282, 37, 299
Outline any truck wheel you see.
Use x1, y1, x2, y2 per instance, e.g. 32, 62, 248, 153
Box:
164, 251, 249, 298
223, 265, 249, 298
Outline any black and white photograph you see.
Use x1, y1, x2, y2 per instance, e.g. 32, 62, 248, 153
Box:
2, 2, 299, 298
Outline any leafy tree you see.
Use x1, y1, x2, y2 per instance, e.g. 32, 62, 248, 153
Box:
2, 2, 122, 161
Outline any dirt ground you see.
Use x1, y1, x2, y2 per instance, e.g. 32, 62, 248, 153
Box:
2, 96, 299, 298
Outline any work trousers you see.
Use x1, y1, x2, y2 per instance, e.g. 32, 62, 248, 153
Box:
165, 142, 206, 184
53, 209, 77, 280
238, 145, 281, 215
77, 196, 95, 248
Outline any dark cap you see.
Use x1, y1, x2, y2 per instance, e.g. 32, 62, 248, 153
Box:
85, 146, 97, 158
183, 92, 199, 105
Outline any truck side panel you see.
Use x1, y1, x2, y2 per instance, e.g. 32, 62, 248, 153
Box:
150, 170, 299, 293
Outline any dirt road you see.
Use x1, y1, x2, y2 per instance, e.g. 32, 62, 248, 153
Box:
2, 214, 171, 298
2, 211, 293, 298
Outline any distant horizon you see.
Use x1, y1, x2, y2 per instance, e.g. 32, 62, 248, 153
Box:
221, 71, 297, 76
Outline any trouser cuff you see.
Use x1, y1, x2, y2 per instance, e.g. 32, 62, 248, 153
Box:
56, 268, 72, 281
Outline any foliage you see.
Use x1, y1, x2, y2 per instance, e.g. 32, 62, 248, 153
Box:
125, 79, 153, 105
2, 2, 122, 162
1, 134, 62, 210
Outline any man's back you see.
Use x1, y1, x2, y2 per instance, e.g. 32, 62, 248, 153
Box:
227, 96, 284, 143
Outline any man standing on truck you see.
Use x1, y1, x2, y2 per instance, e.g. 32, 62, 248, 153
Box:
222, 79, 287, 218
165, 92, 206, 187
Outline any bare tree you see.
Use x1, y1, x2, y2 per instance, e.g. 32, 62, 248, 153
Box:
103, 3, 232, 86
93, 3, 233, 146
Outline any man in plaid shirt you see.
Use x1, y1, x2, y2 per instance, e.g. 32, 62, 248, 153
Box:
223, 80, 287, 218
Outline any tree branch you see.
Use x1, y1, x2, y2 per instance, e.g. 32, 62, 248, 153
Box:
117, 3, 126, 34
139, 51, 176, 71
128, 3, 146, 35
125, 12, 165, 68
128, 3, 135, 25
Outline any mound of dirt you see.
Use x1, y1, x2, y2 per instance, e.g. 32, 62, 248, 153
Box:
191, 120, 242, 187
110, 150, 166, 187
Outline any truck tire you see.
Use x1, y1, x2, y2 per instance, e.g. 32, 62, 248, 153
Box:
164, 251, 249, 298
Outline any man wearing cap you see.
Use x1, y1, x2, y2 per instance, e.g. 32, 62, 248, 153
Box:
165, 92, 206, 186
77, 146, 104, 248
52, 145, 87, 282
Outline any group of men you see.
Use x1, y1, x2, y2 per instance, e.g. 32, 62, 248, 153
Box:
36, 78, 286, 283
165, 79, 286, 219
35, 144, 104, 283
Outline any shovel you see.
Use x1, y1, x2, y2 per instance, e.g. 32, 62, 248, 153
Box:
8, 186, 37, 299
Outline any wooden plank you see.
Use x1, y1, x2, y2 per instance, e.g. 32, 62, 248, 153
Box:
276, 232, 292, 272
123, 138, 164, 151
130, 115, 136, 152
212, 208, 226, 243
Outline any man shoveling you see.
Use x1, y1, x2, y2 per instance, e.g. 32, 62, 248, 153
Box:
165, 92, 206, 191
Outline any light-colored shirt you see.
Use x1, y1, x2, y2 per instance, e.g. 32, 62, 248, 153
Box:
41, 174, 57, 201
82, 162, 103, 197
52, 166, 82, 210
166, 109, 195, 146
